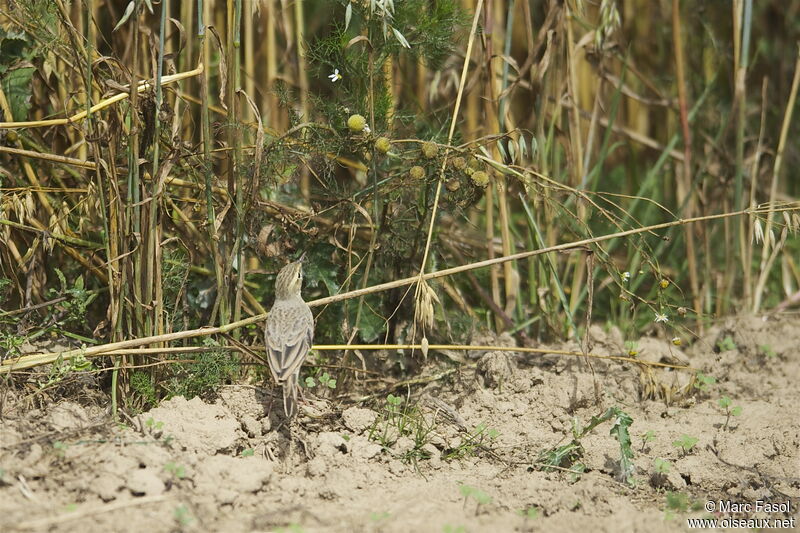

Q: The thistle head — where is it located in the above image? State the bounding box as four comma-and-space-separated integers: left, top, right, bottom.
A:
274, 255, 306, 300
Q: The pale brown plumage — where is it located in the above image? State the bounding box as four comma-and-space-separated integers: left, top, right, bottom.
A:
264, 255, 314, 418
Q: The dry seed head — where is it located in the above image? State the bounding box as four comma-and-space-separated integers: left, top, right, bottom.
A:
446, 179, 460, 192
421, 336, 429, 359
421, 141, 439, 159
753, 219, 763, 244
409, 166, 425, 180
347, 114, 367, 132
414, 280, 440, 330
451, 156, 466, 170
470, 170, 489, 187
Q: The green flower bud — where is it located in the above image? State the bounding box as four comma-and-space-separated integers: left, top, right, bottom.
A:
375, 137, 391, 153
347, 114, 367, 132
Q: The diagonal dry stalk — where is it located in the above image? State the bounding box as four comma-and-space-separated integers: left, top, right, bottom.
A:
412, 0, 484, 339
2, 205, 788, 374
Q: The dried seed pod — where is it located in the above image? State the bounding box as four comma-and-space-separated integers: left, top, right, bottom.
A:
470, 170, 489, 187
421, 141, 438, 159
409, 166, 426, 180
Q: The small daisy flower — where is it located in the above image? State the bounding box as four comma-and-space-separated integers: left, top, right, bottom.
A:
654, 312, 669, 323
328, 68, 342, 82
621, 271, 631, 283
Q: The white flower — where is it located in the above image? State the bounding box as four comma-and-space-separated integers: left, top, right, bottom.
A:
363, 125, 371, 134
654, 312, 669, 323
328, 68, 342, 82
621, 271, 630, 283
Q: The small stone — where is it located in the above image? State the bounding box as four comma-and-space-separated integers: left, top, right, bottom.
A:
316, 432, 348, 457
241, 415, 261, 438
477, 351, 514, 388
394, 436, 415, 457
422, 443, 441, 467
307, 456, 329, 477
342, 407, 378, 434
128, 468, 165, 496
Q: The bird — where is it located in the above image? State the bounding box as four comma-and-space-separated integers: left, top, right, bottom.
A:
264, 254, 314, 419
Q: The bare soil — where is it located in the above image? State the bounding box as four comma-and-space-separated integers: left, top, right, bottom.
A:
1, 316, 798, 532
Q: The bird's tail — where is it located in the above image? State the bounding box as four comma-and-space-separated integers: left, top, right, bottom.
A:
282, 373, 299, 419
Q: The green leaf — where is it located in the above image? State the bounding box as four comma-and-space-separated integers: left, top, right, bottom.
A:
608, 408, 635, 485
113, 1, 136, 32
1, 66, 34, 121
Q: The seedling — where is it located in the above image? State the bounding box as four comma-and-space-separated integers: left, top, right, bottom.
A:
52, 441, 68, 458
693, 372, 716, 392
458, 483, 492, 514
641, 430, 657, 452
173, 505, 193, 527
663, 491, 703, 520
536, 406, 635, 486
305, 371, 337, 390
444, 423, 499, 460
518, 506, 540, 519
240, 448, 255, 457
716, 335, 736, 352
164, 462, 186, 479
717, 396, 742, 430
367, 394, 435, 464
671, 434, 698, 456
759, 344, 777, 358
653, 458, 671, 474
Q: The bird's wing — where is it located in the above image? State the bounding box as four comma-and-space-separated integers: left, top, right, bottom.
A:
265, 305, 313, 382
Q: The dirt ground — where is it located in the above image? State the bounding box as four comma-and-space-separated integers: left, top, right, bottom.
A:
1, 315, 798, 532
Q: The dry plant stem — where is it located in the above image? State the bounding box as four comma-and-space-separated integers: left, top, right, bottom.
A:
11, 344, 691, 372
672, 0, 701, 324
15, 495, 169, 531
0, 66, 204, 129
413, 0, 484, 331
1, 207, 776, 374
0, 146, 96, 169
753, 47, 800, 312
745, 78, 769, 308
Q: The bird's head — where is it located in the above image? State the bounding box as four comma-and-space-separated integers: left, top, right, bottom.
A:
274, 254, 306, 300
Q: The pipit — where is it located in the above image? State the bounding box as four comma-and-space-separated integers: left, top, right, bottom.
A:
264, 254, 314, 419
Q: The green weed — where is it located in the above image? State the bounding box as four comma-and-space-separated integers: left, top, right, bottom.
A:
536, 406, 635, 486
671, 434, 699, 456
717, 396, 742, 430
